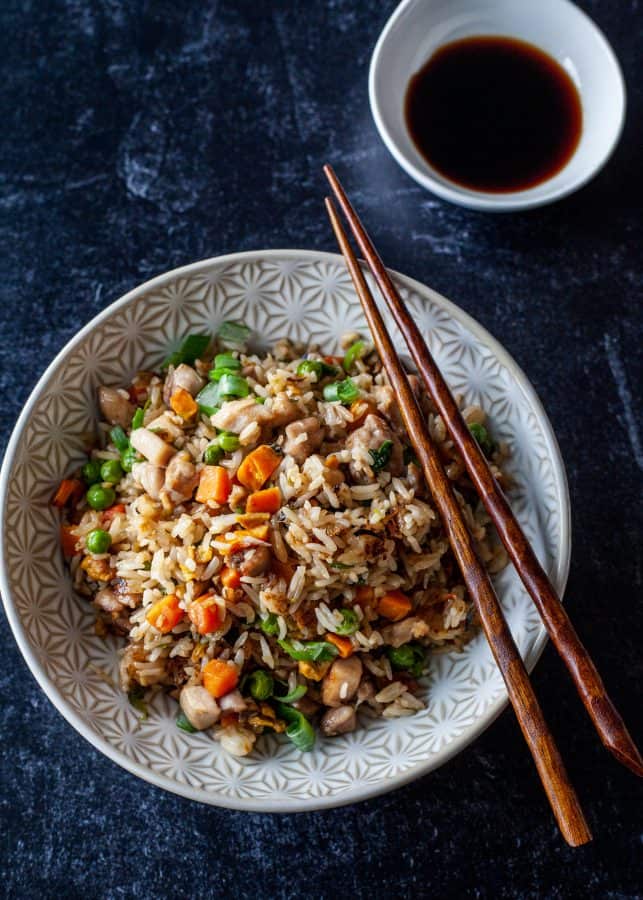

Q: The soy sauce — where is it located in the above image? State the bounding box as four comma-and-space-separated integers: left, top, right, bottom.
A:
404, 36, 583, 193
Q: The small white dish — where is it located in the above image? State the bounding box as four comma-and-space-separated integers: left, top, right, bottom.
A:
0, 250, 571, 810
369, 0, 626, 211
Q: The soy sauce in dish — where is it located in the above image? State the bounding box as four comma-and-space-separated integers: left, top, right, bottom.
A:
404, 36, 583, 193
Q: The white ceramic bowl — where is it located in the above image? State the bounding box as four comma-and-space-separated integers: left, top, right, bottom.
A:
0, 250, 571, 810
369, 0, 625, 211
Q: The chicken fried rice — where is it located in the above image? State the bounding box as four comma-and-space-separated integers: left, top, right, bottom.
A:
55, 322, 508, 756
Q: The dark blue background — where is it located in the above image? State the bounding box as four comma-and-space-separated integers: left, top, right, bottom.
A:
1, 2, 641, 897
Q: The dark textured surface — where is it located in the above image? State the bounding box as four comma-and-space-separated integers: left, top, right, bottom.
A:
1, 1, 642, 897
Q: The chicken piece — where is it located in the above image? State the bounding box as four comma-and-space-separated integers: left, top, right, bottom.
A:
162, 364, 204, 405
381, 616, 431, 648
345, 414, 404, 478
212, 394, 300, 437
320, 705, 357, 736
218, 689, 247, 713
269, 395, 300, 427
179, 685, 220, 730
98, 386, 134, 428
321, 656, 363, 708
211, 397, 264, 433
130, 427, 176, 466
164, 452, 199, 501
229, 544, 272, 577
132, 462, 165, 499
93, 586, 127, 618
283, 417, 325, 464
219, 723, 256, 757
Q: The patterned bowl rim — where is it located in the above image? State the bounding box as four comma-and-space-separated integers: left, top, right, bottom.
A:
0, 249, 571, 811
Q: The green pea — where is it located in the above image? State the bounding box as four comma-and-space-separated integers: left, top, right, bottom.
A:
204, 443, 224, 465
86, 484, 116, 510
86, 529, 112, 554
217, 432, 240, 452
81, 460, 102, 485
100, 459, 124, 484
246, 670, 274, 701
386, 643, 426, 677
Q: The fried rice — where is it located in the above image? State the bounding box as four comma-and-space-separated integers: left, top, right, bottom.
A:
56, 323, 509, 756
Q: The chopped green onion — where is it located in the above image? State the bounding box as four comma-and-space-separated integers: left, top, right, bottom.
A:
278, 639, 338, 663
162, 334, 210, 369
469, 423, 495, 457
296, 359, 339, 379
276, 684, 307, 704
297, 359, 323, 379
110, 426, 130, 453
86, 529, 112, 554
81, 460, 102, 486
343, 340, 365, 372
195, 382, 221, 416
369, 440, 393, 473
128, 686, 148, 721
246, 670, 274, 701
386, 643, 426, 677
120, 447, 139, 473
86, 484, 116, 510
131, 407, 145, 430
100, 459, 124, 484
217, 373, 250, 399
209, 367, 241, 382
260, 613, 280, 635
176, 711, 197, 733
217, 321, 251, 348
217, 431, 240, 452
274, 702, 315, 752
203, 443, 224, 465
335, 609, 360, 635
255, 396, 266, 405
323, 378, 360, 404
214, 353, 241, 371
329, 561, 351, 570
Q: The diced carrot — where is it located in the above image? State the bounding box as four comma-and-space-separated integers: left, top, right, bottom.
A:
202, 659, 239, 698
235, 512, 270, 529
377, 589, 412, 621
246, 486, 281, 514
52, 478, 84, 508
102, 503, 126, 524
324, 355, 343, 365
326, 633, 354, 658
272, 558, 295, 584
196, 466, 231, 505
146, 594, 183, 633
355, 585, 374, 606
236, 445, 281, 492
325, 454, 339, 469
220, 566, 242, 590
188, 593, 223, 635
170, 387, 198, 420
60, 524, 79, 558
225, 526, 271, 556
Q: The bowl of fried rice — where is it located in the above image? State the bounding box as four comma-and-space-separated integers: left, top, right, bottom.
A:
0, 250, 571, 809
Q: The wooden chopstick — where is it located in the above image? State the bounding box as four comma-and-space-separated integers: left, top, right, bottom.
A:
324, 164, 643, 782
324, 195, 591, 846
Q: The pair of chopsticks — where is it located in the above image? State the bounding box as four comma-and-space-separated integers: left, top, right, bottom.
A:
323, 164, 642, 846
